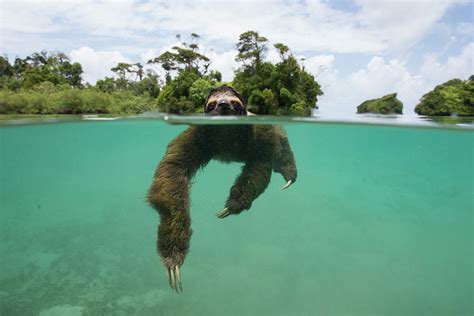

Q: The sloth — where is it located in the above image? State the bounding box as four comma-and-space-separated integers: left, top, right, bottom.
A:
147, 85, 297, 292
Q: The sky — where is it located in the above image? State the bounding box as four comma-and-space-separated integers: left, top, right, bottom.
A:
1, 0, 473, 115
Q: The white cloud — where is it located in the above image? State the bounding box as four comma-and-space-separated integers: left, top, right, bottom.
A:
354, 0, 467, 52
69, 47, 132, 83
1, 0, 61, 33
2, 0, 466, 55
304, 54, 336, 76
206, 50, 238, 82
317, 42, 473, 115
420, 43, 474, 84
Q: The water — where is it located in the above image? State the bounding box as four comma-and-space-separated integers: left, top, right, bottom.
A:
0, 115, 473, 315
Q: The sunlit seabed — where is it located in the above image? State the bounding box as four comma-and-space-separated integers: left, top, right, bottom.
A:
0, 114, 473, 315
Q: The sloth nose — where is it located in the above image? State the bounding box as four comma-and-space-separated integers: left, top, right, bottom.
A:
217, 100, 231, 110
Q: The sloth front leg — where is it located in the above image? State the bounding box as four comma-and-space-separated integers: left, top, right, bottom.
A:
147, 127, 210, 292
217, 162, 272, 218
273, 126, 297, 190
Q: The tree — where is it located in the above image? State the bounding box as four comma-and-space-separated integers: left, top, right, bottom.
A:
274, 43, 290, 61
415, 77, 474, 116
131, 63, 144, 81
189, 78, 218, 111
0, 56, 14, 77
233, 33, 322, 115
235, 31, 268, 70
96, 77, 117, 93
1, 51, 83, 89
59, 61, 83, 87
150, 33, 210, 79
136, 70, 160, 98
356, 93, 403, 114
111, 62, 132, 80
149, 33, 216, 113
171, 45, 210, 73
110, 62, 133, 91
148, 52, 177, 84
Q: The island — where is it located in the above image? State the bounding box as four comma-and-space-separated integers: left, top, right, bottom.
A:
414, 77, 474, 116
356, 93, 403, 114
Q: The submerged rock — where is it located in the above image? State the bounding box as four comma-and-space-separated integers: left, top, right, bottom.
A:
415, 77, 474, 116
356, 93, 403, 114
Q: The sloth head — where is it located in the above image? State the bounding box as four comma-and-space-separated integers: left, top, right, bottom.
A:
204, 85, 247, 116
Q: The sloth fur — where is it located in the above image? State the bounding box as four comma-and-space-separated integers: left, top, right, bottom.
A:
147, 85, 297, 292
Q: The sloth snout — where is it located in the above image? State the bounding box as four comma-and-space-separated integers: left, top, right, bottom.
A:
217, 100, 231, 111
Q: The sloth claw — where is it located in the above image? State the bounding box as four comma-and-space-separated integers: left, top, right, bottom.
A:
281, 180, 293, 190
167, 265, 183, 293
216, 207, 231, 218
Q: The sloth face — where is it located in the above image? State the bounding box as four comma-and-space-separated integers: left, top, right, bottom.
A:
204, 85, 247, 116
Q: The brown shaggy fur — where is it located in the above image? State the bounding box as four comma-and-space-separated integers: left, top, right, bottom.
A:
147, 85, 297, 275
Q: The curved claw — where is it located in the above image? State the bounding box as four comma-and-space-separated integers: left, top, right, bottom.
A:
167, 265, 183, 293
216, 207, 231, 218
281, 180, 293, 190
175, 265, 183, 292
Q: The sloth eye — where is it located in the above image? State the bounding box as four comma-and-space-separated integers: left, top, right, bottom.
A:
231, 100, 243, 109
206, 102, 217, 111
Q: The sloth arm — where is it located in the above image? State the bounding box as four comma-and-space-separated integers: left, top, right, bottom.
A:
147, 126, 211, 273
273, 126, 297, 186
217, 161, 272, 218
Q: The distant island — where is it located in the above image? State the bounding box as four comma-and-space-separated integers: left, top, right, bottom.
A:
356, 93, 403, 114
415, 77, 474, 116
0, 31, 322, 117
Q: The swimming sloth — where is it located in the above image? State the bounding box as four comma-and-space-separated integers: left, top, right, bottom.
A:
147, 85, 297, 292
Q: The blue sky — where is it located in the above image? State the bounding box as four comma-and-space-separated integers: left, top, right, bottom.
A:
1, 0, 473, 114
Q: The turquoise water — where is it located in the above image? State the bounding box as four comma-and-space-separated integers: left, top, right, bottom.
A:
0, 117, 473, 315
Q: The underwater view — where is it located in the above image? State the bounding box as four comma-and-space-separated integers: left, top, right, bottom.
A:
0, 115, 472, 315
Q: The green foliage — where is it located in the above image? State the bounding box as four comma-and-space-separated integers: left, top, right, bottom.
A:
274, 43, 290, 60
156, 69, 219, 114
105, 63, 160, 97
149, 33, 210, 81
356, 93, 403, 114
0, 56, 15, 77
0, 84, 156, 115
414, 77, 474, 116
233, 62, 275, 106
151, 34, 224, 114
0, 51, 161, 115
289, 101, 311, 116
95, 77, 118, 93
1, 32, 323, 116
235, 31, 268, 69
134, 71, 160, 98
4, 51, 84, 90
232, 33, 323, 116
261, 89, 277, 114
189, 78, 218, 108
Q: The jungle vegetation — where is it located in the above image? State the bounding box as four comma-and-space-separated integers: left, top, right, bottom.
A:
356, 93, 404, 114
0, 31, 322, 116
0, 51, 159, 114
414, 77, 474, 116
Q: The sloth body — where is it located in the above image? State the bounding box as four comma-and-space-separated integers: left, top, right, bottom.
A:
147, 86, 297, 292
